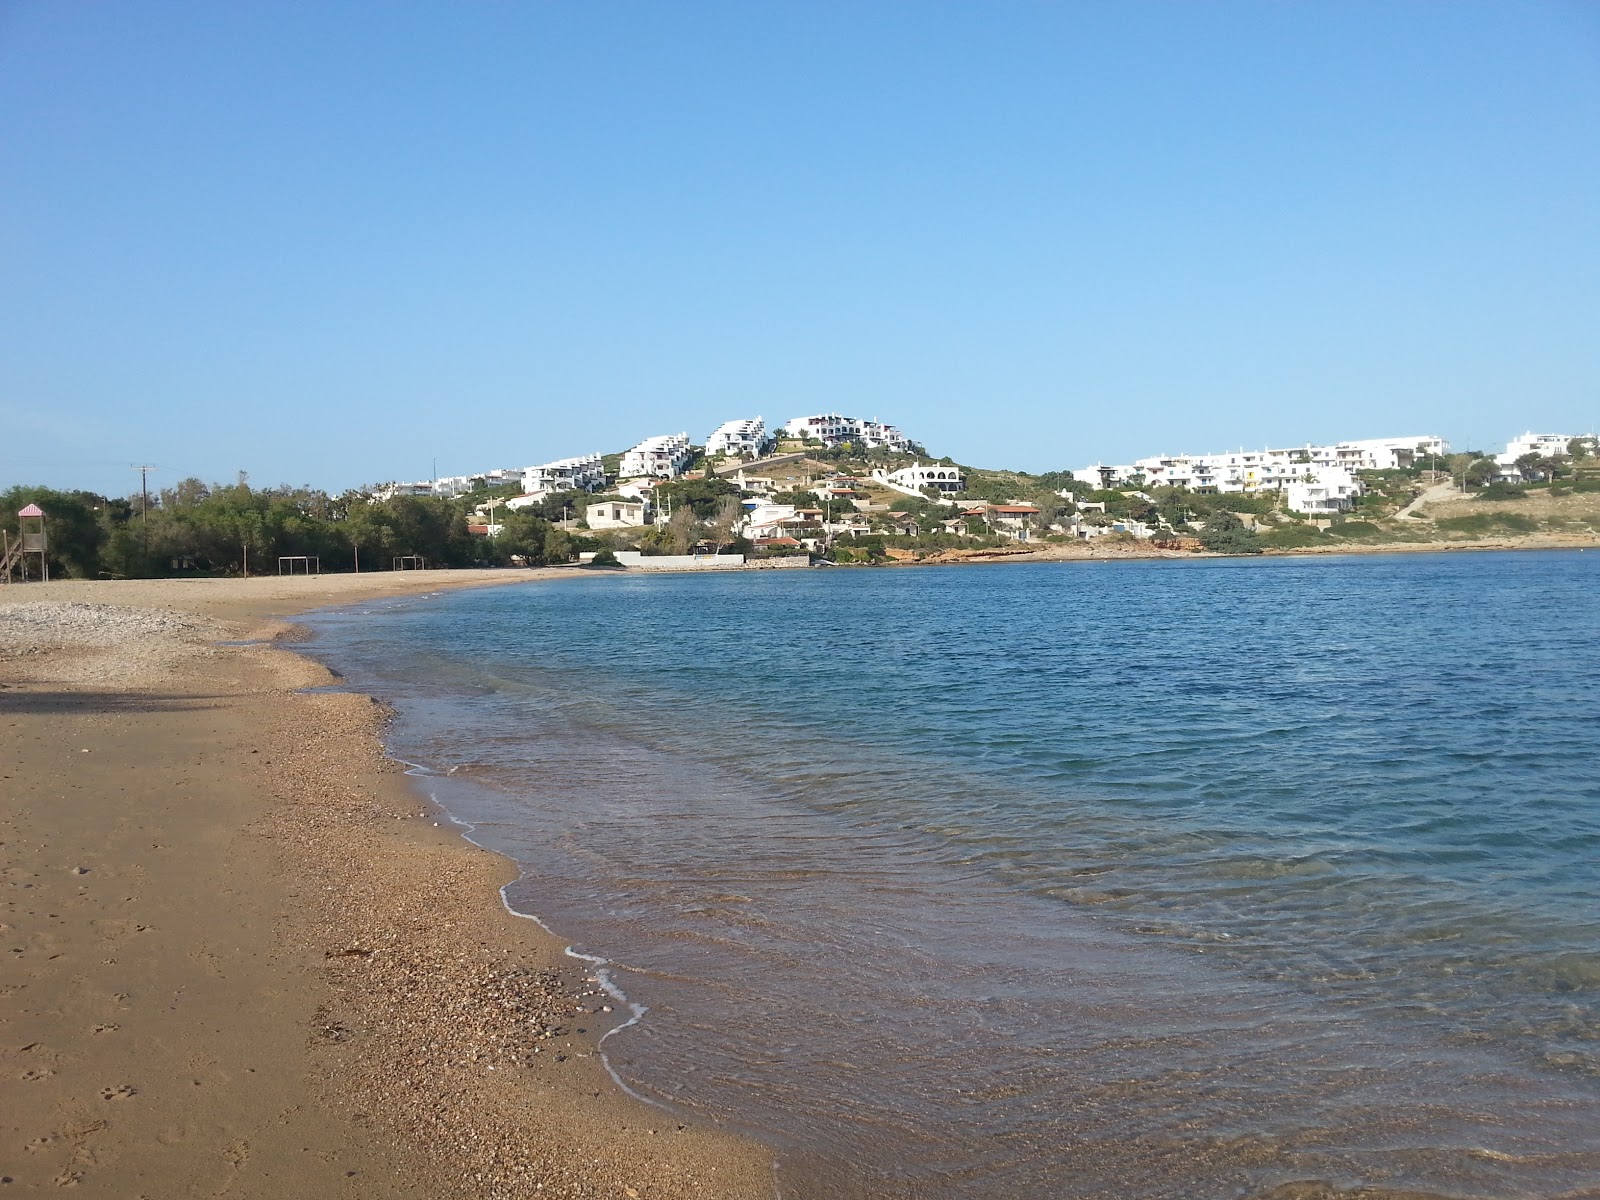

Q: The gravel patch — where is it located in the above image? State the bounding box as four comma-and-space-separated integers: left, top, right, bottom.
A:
0, 601, 219, 685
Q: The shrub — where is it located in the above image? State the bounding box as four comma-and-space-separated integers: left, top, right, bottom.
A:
1333, 521, 1383, 538
1479, 482, 1529, 501
588, 548, 621, 567
1436, 513, 1538, 535
1198, 511, 1262, 555
1257, 525, 1326, 549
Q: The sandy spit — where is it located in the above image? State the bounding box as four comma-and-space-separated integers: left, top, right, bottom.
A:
0, 569, 775, 1199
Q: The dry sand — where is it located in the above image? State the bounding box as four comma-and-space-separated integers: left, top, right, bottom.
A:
0, 570, 775, 1198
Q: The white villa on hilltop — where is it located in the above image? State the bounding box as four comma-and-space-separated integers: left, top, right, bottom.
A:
781, 413, 914, 452
1493, 432, 1595, 480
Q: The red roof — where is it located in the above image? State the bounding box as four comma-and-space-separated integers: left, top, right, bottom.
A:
756, 536, 801, 547
990, 505, 1040, 514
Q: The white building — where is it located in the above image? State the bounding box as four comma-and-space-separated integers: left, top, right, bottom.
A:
1492, 432, 1586, 482
1285, 466, 1362, 514
978, 504, 1042, 541
518, 454, 607, 497
620, 433, 692, 479
615, 478, 667, 502
585, 499, 648, 529
370, 480, 437, 500
780, 413, 914, 452
1502, 432, 1575, 460
1073, 435, 1445, 495
706, 417, 770, 459
880, 462, 965, 493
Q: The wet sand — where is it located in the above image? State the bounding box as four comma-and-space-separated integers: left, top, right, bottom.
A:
0, 570, 774, 1198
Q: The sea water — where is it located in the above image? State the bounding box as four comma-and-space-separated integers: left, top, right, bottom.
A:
301, 552, 1600, 1198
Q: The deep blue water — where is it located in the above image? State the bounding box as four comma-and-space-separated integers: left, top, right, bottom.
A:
303, 552, 1600, 1199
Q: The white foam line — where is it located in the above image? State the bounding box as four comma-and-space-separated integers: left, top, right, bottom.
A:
416, 779, 671, 1111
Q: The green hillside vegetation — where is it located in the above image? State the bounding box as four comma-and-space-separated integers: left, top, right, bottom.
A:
0, 477, 578, 579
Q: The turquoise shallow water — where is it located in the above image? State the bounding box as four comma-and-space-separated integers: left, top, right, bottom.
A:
303, 551, 1600, 1198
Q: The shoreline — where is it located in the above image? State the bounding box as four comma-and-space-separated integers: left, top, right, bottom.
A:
0, 570, 776, 1199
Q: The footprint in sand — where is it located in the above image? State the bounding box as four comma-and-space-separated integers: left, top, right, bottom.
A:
98, 1085, 136, 1100
21, 1068, 54, 1082
90, 1024, 119, 1034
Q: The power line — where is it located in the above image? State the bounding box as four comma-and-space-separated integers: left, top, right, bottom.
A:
132, 464, 157, 552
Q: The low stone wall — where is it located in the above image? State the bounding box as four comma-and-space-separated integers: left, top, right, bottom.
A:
610, 551, 747, 570
578, 551, 813, 571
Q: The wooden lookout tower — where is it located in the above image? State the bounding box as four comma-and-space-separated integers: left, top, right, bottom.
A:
1, 503, 50, 582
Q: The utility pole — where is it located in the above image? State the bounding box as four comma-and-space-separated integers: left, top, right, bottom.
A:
131, 464, 157, 552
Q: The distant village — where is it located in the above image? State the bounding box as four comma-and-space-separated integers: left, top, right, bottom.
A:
368, 416, 1595, 562
4, 416, 1596, 584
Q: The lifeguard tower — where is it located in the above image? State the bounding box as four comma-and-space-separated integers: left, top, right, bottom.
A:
1, 503, 49, 582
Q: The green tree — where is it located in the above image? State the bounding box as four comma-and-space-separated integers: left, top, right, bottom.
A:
1464, 458, 1498, 488
1198, 510, 1262, 555
0, 486, 109, 578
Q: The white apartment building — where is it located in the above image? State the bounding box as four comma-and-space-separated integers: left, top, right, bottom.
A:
1285, 466, 1362, 514
780, 413, 914, 452
620, 433, 692, 479
522, 454, 607, 496
706, 417, 770, 459
881, 463, 965, 493
1074, 435, 1444, 495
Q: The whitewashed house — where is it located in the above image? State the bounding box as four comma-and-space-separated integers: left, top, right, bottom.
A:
1503, 432, 1577, 460
1495, 432, 1579, 480
740, 502, 798, 540
881, 463, 965, 493
585, 499, 648, 529
620, 433, 692, 479
1285, 466, 1362, 514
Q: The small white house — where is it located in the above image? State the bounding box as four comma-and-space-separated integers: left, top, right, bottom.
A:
585, 500, 647, 529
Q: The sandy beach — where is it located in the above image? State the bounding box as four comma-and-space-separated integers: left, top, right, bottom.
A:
0, 570, 774, 1198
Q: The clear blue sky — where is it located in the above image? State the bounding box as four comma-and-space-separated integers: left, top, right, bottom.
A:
2, 1, 1597, 496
